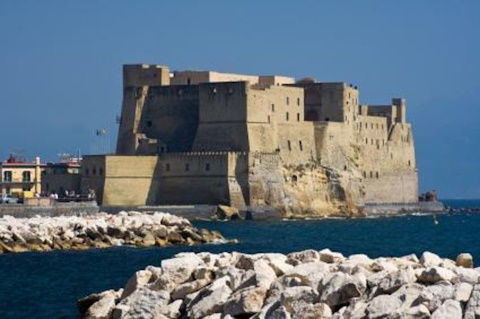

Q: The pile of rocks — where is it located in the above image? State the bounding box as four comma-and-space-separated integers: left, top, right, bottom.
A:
0, 212, 224, 253
79, 249, 480, 318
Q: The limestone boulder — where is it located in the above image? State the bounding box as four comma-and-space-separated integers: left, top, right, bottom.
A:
319, 248, 344, 264
121, 270, 153, 299
457, 253, 474, 268
84, 289, 121, 319
254, 259, 277, 289
417, 267, 458, 284
287, 249, 320, 263
420, 251, 443, 267
283, 261, 329, 288
223, 286, 267, 316
464, 284, 480, 319
431, 299, 462, 319
365, 295, 402, 319
171, 278, 211, 300
216, 205, 240, 220
319, 272, 367, 307
187, 277, 233, 319
117, 287, 170, 319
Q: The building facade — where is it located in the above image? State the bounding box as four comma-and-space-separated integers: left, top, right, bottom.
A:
0, 156, 45, 196
82, 64, 418, 215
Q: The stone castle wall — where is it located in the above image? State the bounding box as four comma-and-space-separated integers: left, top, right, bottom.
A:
95, 64, 420, 215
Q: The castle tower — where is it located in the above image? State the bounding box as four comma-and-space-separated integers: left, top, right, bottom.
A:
116, 64, 170, 155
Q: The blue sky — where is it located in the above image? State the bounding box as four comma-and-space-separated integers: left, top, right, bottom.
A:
1, 1, 479, 199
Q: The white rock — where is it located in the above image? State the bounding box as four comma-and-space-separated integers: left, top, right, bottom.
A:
420, 251, 443, 267
431, 299, 462, 319
319, 248, 344, 264
319, 272, 367, 307
121, 270, 152, 299
366, 295, 402, 318
254, 259, 277, 289
404, 304, 430, 318
187, 277, 233, 319
289, 302, 331, 319
223, 286, 267, 316
85, 292, 117, 319
287, 250, 320, 263
417, 267, 458, 284
164, 299, 183, 318
454, 282, 473, 303
284, 261, 329, 288
457, 253, 474, 268
464, 284, 480, 319
171, 278, 211, 300
454, 266, 480, 284
118, 287, 170, 319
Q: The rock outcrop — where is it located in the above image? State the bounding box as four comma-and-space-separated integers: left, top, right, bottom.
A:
79, 250, 479, 318
0, 212, 225, 253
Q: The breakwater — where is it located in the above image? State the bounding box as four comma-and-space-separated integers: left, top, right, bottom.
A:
78, 249, 479, 318
0, 212, 224, 253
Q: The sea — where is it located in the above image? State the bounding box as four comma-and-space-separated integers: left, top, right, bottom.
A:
0, 199, 479, 318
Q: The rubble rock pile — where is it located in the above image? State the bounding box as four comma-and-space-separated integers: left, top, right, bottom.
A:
79, 249, 479, 318
0, 212, 224, 253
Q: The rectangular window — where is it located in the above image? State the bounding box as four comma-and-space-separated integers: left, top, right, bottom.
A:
297, 97, 300, 106
297, 113, 300, 122
288, 140, 292, 151
286, 112, 289, 121
299, 141, 303, 151
185, 163, 190, 171
165, 163, 170, 171
205, 163, 210, 171
3, 171, 12, 182
286, 97, 290, 105
22, 171, 31, 182
271, 104, 275, 112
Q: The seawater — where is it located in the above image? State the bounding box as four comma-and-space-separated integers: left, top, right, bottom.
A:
0, 200, 479, 318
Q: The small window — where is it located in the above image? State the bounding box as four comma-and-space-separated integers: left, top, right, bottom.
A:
146, 120, 152, 128
288, 140, 292, 151
297, 97, 300, 106
99, 167, 104, 175
370, 171, 373, 178
92, 167, 97, 175
297, 113, 300, 122
376, 172, 379, 178
365, 138, 368, 144
286, 97, 290, 105
205, 163, 210, 171
271, 104, 275, 112
185, 163, 190, 171
299, 141, 303, 151
363, 171, 367, 178
165, 163, 170, 171
371, 123, 374, 129
22, 171, 31, 182
365, 123, 368, 129
187, 78, 191, 85
3, 171, 12, 182
344, 165, 347, 171
408, 160, 411, 166
286, 112, 289, 121
267, 116, 270, 123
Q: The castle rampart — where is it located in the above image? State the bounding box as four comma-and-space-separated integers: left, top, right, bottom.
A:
84, 63, 420, 215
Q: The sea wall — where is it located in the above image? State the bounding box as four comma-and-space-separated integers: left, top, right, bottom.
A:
78, 249, 479, 318
0, 202, 99, 219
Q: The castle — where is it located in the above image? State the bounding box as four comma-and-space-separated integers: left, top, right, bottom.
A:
81, 64, 418, 216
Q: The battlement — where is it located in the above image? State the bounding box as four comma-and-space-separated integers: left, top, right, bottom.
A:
123, 64, 170, 88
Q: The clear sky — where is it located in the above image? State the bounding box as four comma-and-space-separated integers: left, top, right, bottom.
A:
1, 1, 479, 199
